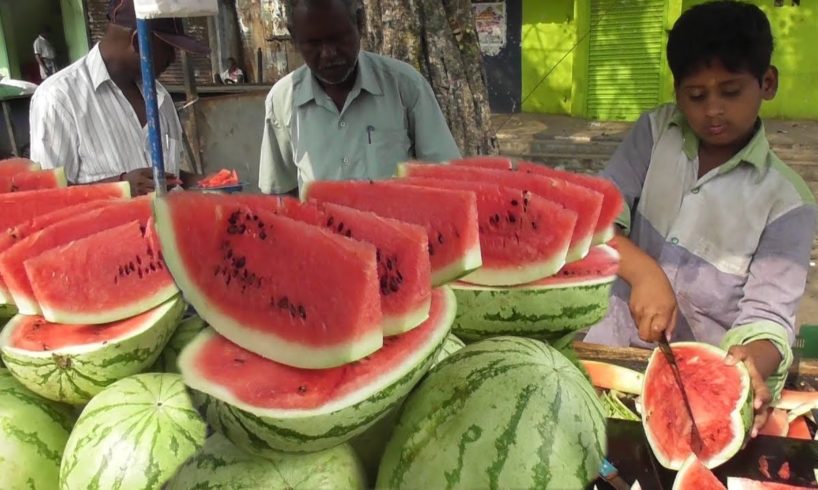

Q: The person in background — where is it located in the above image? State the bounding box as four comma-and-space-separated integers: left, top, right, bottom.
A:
258, 0, 461, 196
221, 57, 245, 84
33, 27, 58, 80
28, 0, 209, 196
585, 0, 816, 436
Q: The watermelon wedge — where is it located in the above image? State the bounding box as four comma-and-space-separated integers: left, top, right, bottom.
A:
0, 157, 39, 178
302, 180, 482, 286
279, 198, 432, 335
398, 162, 603, 262
400, 177, 578, 286
0, 197, 152, 315
0, 296, 184, 405
449, 156, 513, 170
517, 162, 624, 245
153, 192, 383, 369
0, 168, 66, 193
24, 220, 180, 324
0, 182, 130, 232
0, 200, 120, 305
673, 455, 726, 490
727, 478, 810, 489
179, 286, 455, 453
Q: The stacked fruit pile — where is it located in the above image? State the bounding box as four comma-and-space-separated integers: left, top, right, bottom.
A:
0, 156, 627, 489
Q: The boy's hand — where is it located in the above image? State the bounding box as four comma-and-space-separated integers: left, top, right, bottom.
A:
724, 340, 781, 438
629, 266, 679, 343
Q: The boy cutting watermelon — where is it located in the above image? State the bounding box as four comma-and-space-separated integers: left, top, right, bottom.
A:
585, 1, 816, 436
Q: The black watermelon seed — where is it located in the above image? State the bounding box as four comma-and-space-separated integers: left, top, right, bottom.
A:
278, 297, 289, 309
136, 256, 142, 265
428, 243, 435, 256
327, 216, 334, 227
298, 305, 306, 319
235, 257, 246, 268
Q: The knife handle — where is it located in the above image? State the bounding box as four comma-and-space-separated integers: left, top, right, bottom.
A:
600, 458, 618, 478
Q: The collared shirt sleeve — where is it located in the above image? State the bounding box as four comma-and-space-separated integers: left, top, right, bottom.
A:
598, 112, 654, 234
407, 76, 461, 162
720, 203, 817, 399
258, 90, 297, 194
29, 88, 79, 181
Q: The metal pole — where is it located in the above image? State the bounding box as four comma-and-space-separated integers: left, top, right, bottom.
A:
135, 19, 167, 196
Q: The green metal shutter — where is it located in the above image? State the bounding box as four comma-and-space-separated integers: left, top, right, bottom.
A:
587, 0, 666, 120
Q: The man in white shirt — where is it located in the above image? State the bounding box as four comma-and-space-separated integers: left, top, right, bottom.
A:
33, 28, 58, 80
28, 0, 209, 195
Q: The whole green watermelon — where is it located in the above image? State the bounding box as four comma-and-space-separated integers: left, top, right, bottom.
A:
377, 336, 607, 490
0, 368, 75, 490
59, 373, 207, 490
166, 432, 366, 489
150, 314, 207, 373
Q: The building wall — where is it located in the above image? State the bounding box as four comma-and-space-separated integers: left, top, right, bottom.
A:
0, 0, 67, 81
60, 0, 89, 63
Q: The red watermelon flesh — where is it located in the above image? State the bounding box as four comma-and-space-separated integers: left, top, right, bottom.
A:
0, 168, 66, 193
673, 455, 726, 490
0, 182, 130, 232
279, 198, 432, 336
6, 307, 165, 350
400, 177, 578, 286
302, 180, 482, 286
449, 156, 513, 170
0, 197, 153, 315
24, 220, 178, 324
0, 158, 39, 178
727, 478, 810, 489
399, 162, 603, 263
184, 287, 450, 410
758, 409, 790, 437
643, 343, 752, 470
153, 192, 383, 369
517, 162, 623, 245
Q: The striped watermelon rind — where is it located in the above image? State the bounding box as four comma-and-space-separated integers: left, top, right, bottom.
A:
432, 333, 466, 368
59, 373, 206, 490
377, 336, 608, 489
166, 432, 367, 489
0, 368, 75, 489
150, 313, 208, 373
0, 296, 185, 405
180, 286, 457, 454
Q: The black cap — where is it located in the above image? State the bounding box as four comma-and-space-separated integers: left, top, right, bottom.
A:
108, 0, 210, 55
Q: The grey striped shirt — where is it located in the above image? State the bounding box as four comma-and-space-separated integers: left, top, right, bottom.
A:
29, 44, 182, 184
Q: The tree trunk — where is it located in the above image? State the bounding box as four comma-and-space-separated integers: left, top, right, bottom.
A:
362, 0, 496, 156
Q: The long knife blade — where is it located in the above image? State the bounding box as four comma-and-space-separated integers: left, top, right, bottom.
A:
657, 337, 704, 455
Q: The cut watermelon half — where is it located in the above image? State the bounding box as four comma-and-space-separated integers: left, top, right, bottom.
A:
0, 296, 184, 405
517, 162, 624, 245
0, 182, 130, 232
400, 177, 577, 286
0, 158, 39, 178
0, 197, 153, 315
581, 359, 644, 395
642, 342, 752, 470
0, 168, 67, 193
302, 180, 482, 286
673, 455, 726, 490
279, 198, 432, 335
153, 192, 383, 369
399, 163, 603, 263
24, 220, 180, 324
727, 478, 811, 489
449, 156, 513, 170
179, 286, 455, 453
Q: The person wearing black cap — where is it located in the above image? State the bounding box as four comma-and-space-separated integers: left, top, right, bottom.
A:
28, 0, 210, 196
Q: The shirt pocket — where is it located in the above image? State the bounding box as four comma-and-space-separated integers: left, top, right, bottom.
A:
364, 127, 411, 178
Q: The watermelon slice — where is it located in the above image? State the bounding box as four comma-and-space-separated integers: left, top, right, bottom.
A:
0, 200, 120, 304
0, 158, 39, 178
0, 197, 152, 315
399, 162, 603, 262
727, 478, 811, 489
642, 342, 753, 470
0, 168, 66, 193
302, 180, 482, 286
24, 220, 179, 324
449, 156, 513, 170
0, 296, 184, 404
400, 177, 577, 286
279, 198, 432, 335
673, 455, 726, 490
517, 162, 624, 245
178, 286, 455, 453
153, 192, 383, 369
0, 182, 130, 232
581, 359, 644, 395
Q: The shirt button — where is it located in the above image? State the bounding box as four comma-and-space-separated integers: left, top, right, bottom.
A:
691, 187, 700, 194
670, 237, 679, 245
343, 157, 349, 165
339, 121, 346, 128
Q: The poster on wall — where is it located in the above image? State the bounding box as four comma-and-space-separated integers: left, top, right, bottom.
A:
473, 2, 506, 56
261, 0, 288, 37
